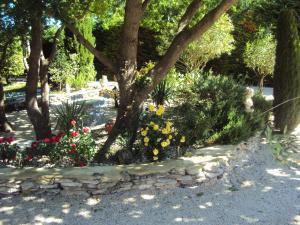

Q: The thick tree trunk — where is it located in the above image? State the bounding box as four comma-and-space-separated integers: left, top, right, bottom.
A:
0, 83, 13, 132
26, 9, 51, 140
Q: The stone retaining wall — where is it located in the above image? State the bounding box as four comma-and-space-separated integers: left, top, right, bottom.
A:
0, 145, 236, 198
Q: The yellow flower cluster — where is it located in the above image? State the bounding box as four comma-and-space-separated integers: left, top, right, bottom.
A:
156, 104, 165, 116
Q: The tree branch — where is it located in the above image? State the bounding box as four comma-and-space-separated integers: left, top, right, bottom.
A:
136, 0, 237, 101
65, 21, 118, 73
142, 0, 151, 12
178, 0, 202, 33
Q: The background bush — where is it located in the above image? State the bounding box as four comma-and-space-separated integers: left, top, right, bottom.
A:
173, 71, 267, 145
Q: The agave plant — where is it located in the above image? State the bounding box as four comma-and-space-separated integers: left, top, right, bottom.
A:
151, 79, 173, 106
54, 101, 88, 133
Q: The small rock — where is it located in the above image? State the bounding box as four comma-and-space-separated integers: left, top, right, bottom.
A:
136, 184, 153, 190
155, 179, 178, 189
186, 167, 201, 176
60, 182, 83, 188
177, 176, 194, 186
203, 162, 220, 173
0, 186, 20, 195
21, 181, 39, 192
40, 184, 59, 189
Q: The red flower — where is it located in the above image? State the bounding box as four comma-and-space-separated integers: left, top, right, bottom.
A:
79, 161, 86, 167
70, 143, 76, 149
68, 149, 77, 154
5, 137, 16, 144
70, 120, 76, 126
11, 154, 17, 161
57, 131, 66, 138
43, 138, 51, 143
31, 141, 39, 148
70, 131, 79, 138
0, 137, 4, 144
24, 155, 33, 161
83, 127, 90, 134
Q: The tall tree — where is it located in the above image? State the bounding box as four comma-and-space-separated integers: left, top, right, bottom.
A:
67, 14, 96, 88
273, 9, 300, 132
59, 0, 237, 161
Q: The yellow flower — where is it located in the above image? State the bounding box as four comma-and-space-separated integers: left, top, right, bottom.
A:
162, 128, 169, 134
156, 105, 165, 116
161, 141, 168, 148
144, 137, 150, 143
166, 139, 170, 146
180, 136, 186, 143
153, 124, 159, 130
149, 104, 156, 112
168, 135, 173, 140
150, 121, 155, 126
141, 130, 147, 136
166, 121, 173, 128
144, 142, 148, 146
153, 148, 159, 156
153, 156, 158, 161
146, 127, 149, 131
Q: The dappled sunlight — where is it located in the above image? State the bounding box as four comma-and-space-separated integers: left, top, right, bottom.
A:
140, 194, 155, 200
34, 214, 63, 224
239, 215, 260, 223
266, 168, 291, 177
261, 186, 273, 192
128, 210, 143, 218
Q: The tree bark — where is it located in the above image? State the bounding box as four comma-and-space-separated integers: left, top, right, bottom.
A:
26, 7, 52, 140
0, 83, 13, 132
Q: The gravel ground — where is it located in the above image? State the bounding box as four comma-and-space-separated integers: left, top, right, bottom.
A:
0, 142, 300, 225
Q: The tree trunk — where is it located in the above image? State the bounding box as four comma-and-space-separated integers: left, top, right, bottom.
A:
273, 9, 300, 132
26, 8, 51, 140
0, 83, 13, 132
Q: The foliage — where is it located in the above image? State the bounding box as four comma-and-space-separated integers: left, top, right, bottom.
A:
243, 28, 276, 89
49, 50, 79, 90
54, 101, 88, 133
139, 104, 185, 162
265, 126, 298, 161
26, 126, 96, 167
174, 71, 266, 145
0, 39, 24, 80
68, 14, 96, 88
180, 14, 235, 71
0, 137, 20, 165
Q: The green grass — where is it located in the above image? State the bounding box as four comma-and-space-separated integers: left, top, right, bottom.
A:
4, 82, 26, 93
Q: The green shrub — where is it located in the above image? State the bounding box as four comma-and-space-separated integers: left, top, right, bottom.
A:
54, 101, 88, 133
174, 72, 266, 145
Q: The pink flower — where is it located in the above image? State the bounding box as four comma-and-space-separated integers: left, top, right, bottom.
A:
70, 143, 76, 149
43, 138, 51, 143
0, 137, 4, 144
31, 141, 39, 148
83, 127, 90, 134
70, 120, 76, 126
70, 131, 79, 138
